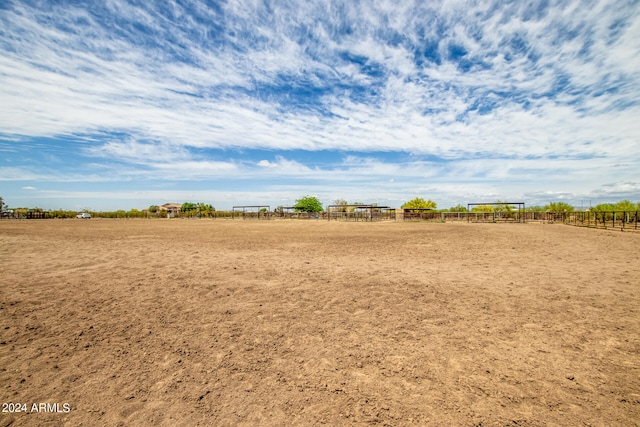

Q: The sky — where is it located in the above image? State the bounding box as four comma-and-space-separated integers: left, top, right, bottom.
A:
1, 0, 639, 211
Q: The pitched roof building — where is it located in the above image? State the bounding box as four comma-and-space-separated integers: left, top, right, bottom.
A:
159, 203, 182, 213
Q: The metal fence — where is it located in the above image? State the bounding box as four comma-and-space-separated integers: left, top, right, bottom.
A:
327, 210, 395, 221
4, 209, 637, 229
556, 211, 640, 230
271, 211, 396, 221
403, 211, 533, 222
400, 211, 640, 226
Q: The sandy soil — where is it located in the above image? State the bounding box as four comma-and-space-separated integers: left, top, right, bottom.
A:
1, 219, 639, 426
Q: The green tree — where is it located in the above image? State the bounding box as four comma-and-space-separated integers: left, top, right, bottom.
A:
492, 200, 514, 213
545, 202, 574, 212
401, 197, 437, 211
127, 208, 143, 218
196, 202, 215, 217
181, 202, 197, 212
294, 196, 324, 212
471, 205, 494, 212
448, 204, 468, 212
614, 200, 636, 211
148, 205, 158, 213
592, 203, 614, 211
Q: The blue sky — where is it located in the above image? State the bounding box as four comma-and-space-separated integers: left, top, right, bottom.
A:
1, 0, 639, 211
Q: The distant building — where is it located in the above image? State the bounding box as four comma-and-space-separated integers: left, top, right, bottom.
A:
159, 203, 182, 217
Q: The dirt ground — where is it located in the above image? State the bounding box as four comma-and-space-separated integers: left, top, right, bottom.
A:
1, 219, 639, 426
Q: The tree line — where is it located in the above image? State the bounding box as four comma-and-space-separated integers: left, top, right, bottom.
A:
1, 195, 639, 218
278, 196, 640, 213
400, 198, 640, 213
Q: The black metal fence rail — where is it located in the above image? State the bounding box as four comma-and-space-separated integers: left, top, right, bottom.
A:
4, 210, 637, 229
465, 212, 524, 222
403, 211, 640, 225
560, 211, 639, 230
275, 212, 323, 220
327, 211, 395, 221
271, 211, 396, 221
405, 211, 531, 222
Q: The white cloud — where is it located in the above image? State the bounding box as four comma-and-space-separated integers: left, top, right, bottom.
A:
2, 1, 638, 157
86, 140, 191, 164
257, 160, 274, 168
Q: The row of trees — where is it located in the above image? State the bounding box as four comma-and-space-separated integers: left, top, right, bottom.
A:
586, 200, 640, 212
2, 194, 640, 217
289, 196, 439, 213
148, 202, 215, 217
401, 199, 640, 213
0, 199, 217, 219
285, 196, 436, 213
290, 196, 552, 213
464, 200, 640, 213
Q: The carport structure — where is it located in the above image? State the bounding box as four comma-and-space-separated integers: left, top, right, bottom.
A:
231, 205, 271, 219
467, 202, 526, 223
327, 204, 392, 221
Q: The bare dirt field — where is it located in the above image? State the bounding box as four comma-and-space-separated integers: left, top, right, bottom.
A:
1, 219, 639, 426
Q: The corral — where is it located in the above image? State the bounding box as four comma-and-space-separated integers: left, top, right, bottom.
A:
231, 205, 271, 220
1, 220, 639, 426
327, 204, 393, 221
